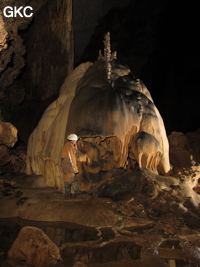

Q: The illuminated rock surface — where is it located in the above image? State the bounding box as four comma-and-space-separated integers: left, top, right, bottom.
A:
67, 58, 170, 178
8, 226, 61, 267
26, 62, 92, 190
0, 14, 7, 52
0, 120, 18, 172
0, 120, 17, 148
26, 34, 170, 191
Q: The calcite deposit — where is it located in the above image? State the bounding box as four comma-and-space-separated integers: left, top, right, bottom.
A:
26, 62, 92, 190
27, 33, 170, 191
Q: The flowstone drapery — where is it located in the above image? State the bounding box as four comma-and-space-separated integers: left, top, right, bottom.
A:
27, 33, 170, 191
26, 62, 92, 190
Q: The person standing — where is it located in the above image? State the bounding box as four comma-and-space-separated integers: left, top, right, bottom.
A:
61, 133, 81, 197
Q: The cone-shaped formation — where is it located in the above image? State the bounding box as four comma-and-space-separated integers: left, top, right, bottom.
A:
27, 33, 170, 190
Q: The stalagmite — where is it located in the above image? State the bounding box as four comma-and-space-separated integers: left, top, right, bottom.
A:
26, 62, 92, 190
27, 33, 170, 191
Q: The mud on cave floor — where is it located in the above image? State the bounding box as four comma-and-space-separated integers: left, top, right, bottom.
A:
0, 171, 200, 267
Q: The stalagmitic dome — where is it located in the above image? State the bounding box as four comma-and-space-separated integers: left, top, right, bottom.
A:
27, 33, 170, 191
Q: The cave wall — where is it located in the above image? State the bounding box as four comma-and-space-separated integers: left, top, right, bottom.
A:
21, 0, 73, 102
0, 0, 73, 145
17, 0, 74, 144
0, 1, 32, 91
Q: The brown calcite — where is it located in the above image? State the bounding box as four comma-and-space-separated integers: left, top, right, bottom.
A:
27, 60, 170, 191
67, 58, 170, 177
26, 62, 92, 191
26, 33, 170, 191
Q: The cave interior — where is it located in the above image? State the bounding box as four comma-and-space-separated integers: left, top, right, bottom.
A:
0, 0, 200, 267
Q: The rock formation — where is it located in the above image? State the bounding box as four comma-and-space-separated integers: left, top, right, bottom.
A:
0, 2, 200, 266
27, 33, 170, 191
0, 0, 34, 89
26, 62, 92, 190
0, 14, 7, 52
8, 226, 61, 267
1, 163, 200, 266
0, 0, 74, 144
168, 130, 200, 169
0, 120, 18, 172
0, 120, 17, 147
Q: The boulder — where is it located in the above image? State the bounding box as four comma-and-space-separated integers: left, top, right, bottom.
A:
0, 120, 18, 147
0, 120, 18, 171
8, 226, 61, 267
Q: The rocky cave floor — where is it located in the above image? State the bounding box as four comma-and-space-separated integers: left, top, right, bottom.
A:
0, 168, 200, 267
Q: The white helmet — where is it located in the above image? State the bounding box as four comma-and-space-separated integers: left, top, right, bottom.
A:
67, 133, 78, 141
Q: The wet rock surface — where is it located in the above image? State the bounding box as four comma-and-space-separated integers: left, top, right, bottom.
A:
0, 168, 200, 267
